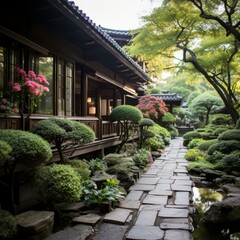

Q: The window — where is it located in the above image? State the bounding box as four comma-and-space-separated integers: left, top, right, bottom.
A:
57, 59, 73, 116
34, 56, 54, 115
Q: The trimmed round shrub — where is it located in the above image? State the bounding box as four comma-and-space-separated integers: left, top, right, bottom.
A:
187, 138, 206, 149
205, 151, 225, 164
110, 105, 143, 123
140, 118, 155, 127
185, 149, 205, 162
0, 140, 12, 160
169, 124, 179, 139
0, 210, 17, 239
213, 127, 231, 136
162, 112, 175, 124
219, 151, 240, 172
65, 159, 90, 180
32, 118, 95, 144
207, 140, 240, 155
183, 131, 202, 146
197, 139, 218, 152
218, 130, 240, 141
35, 164, 82, 204
0, 129, 52, 163
148, 124, 171, 145
145, 137, 164, 150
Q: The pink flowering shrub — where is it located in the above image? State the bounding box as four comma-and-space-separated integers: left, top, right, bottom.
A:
136, 94, 168, 120
1, 67, 49, 115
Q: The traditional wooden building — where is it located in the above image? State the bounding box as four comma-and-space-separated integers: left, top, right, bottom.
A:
0, 0, 151, 158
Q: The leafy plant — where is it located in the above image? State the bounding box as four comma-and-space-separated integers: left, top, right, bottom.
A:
207, 140, 240, 155
0, 210, 17, 239
65, 159, 90, 180
197, 139, 218, 152
0, 141, 12, 160
35, 164, 82, 206
132, 148, 150, 168
89, 158, 106, 175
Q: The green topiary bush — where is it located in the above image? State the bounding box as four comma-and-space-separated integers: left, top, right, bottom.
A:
235, 119, 240, 129
213, 127, 231, 136
197, 139, 218, 152
35, 164, 82, 205
65, 159, 90, 180
187, 138, 206, 149
32, 118, 95, 163
0, 129, 52, 163
185, 149, 205, 162
144, 137, 164, 150
218, 151, 240, 172
148, 123, 171, 145
110, 105, 143, 153
205, 151, 225, 164
218, 129, 240, 141
0, 210, 17, 239
0, 140, 12, 160
207, 140, 240, 155
183, 131, 202, 146
140, 118, 155, 127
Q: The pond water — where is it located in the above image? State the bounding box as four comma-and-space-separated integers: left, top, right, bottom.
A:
192, 187, 240, 240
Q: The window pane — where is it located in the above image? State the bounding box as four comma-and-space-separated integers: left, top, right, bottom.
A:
35, 57, 54, 114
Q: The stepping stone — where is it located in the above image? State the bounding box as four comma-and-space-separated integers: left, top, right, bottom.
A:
143, 195, 168, 205
155, 183, 171, 191
103, 208, 132, 224
125, 191, 143, 201
164, 229, 191, 240
137, 177, 159, 185
140, 205, 164, 211
135, 210, 158, 226
72, 213, 101, 226
174, 169, 188, 173
174, 192, 190, 205
16, 210, 54, 240
171, 184, 192, 192
159, 208, 189, 218
119, 200, 141, 210
129, 184, 155, 191
171, 176, 190, 180
149, 190, 173, 196
157, 179, 174, 184
160, 222, 190, 230
45, 224, 92, 240
174, 180, 192, 186
126, 226, 164, 240
91, 223, 128, 240
165, 205, 189, 209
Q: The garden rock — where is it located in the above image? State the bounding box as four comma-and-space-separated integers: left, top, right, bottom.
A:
203, 196, 240, 224
16, 210, 54, 240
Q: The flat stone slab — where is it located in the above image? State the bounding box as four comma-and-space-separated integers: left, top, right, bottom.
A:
174, 192, 189, 205
149, 190, 173, 196
174, 169, 188, 173
164, 229, 191, 240
72, 213, 101, 226
160, 222, 190, 230
140, 205, 164, 211
125, 191, 143, 201
171, 184, 192, 192
171, 176, 190, 180
129, 184, 155, 191
126, 226, 164, 240
161, 218, 189, 224
155, 183, 171, 191
91, 223, 128, 240
135, 210, 158, 226
56, 202, 85, 212
158, 179, 174, 184
174, 180, 192, 186
119, 200, 141, 210
159, 208, 189, 218
103, 208, 132, 224
137, 177, 159, 185
45, 224, 92, 240
143, 195, 168, 205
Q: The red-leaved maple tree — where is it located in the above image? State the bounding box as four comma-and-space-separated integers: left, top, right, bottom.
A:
136, 94, 168, 122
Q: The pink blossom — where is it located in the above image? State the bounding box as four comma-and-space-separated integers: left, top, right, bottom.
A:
0, 105, 6, 110
28, 70, 36, 79
12, 83, 21, 92
2, 98, 7, 103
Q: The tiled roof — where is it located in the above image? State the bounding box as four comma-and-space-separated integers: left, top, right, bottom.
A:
62, 0, 151, 81
99, 27, 132, 37
152, 93, 183, 102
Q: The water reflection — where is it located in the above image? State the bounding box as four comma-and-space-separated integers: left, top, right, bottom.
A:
192, 187, 240, 240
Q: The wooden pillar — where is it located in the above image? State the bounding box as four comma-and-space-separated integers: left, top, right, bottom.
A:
113, 88, 118, 108
81, 72, 88, 116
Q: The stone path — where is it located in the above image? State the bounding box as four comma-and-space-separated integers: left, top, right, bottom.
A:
92, 137, 193, 240
45, 137, 194, 240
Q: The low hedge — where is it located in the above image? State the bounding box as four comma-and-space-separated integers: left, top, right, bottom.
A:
218, 130, 240, 141
207, 140, 240, 155
197, 139, 218, 152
